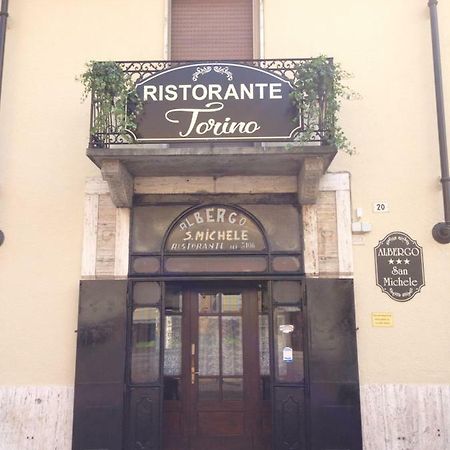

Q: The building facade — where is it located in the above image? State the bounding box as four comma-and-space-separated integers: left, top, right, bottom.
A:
0, 1, 449, 450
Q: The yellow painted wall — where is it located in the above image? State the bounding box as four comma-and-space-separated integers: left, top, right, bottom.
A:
265, 0, 450, 383
0, 0, 166, 384
0, 0, 449, 388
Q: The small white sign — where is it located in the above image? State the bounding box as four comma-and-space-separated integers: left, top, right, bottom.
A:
279, 324, 294, 334
373, 202, 389, 213
282, 346, 293, 362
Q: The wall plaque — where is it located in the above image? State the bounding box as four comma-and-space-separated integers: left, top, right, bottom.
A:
371, 312, 394, 327
374, 231, 425, 302
165, 206, 266, 252
130, 63, 299, 142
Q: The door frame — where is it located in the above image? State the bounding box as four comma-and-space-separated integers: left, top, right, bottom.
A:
124, 276, 308, 450
167, 284, 264, 450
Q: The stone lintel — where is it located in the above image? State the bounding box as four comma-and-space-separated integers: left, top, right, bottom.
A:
101, 160, 133, 207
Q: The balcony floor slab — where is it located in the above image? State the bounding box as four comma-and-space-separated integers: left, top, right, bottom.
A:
87, 144, 336, 177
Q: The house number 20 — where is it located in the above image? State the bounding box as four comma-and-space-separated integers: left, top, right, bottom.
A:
373, 202, 389, 213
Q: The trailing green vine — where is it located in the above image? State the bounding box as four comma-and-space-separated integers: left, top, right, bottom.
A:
291, 56, 357, 154
79, 61, 141, 139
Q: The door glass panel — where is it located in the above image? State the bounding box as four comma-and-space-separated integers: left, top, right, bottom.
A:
259, 315, 270, 376
243, 204, 301, 251
273, 281, 302, 304
261, 376, 271, 401
164, 316, 182, 376
133, 282, 161, 306
221, 293, 242, 313
131, 307, 160, 383
165, 255, 267, 273
199, 293, 220, 314
198, 317, 220, 375
258, 286, 270, 313
163, 285, 183, 403
165, 285, 182, 313
223, 378, 243, 400
164, 377, 181, 400
274, 307, 304, 383
198, 378, 220, 400
132, 205, 186, 252
222, 316, 243, 376
272, 255, 302, 272
132, 256, 160, 274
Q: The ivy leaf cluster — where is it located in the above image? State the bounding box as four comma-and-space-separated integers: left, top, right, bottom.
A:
291, 56, 357, 154
78, 61, 142, 140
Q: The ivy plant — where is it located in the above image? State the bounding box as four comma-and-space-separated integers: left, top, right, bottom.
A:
291, 56, 357, 154
79, 61, 141, 139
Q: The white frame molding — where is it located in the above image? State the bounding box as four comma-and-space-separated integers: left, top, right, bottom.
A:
81, 177, 130, 279
163, 0, 171, 60
258, 0, 265, 59
303, 172, 354, 277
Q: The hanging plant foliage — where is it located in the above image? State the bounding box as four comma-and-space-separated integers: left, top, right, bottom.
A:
79, 61, 141, 141
291, 56, 357, 154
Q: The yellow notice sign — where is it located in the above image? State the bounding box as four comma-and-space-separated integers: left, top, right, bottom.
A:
372, 312, 394, 327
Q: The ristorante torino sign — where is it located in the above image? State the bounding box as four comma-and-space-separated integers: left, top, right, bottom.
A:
129, 63, 299, 142
374, 231, 425, 302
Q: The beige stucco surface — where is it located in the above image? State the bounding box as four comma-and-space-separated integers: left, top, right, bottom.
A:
265, 0, 450, 383
0, 0, 449, 388
0, 0, 165, 384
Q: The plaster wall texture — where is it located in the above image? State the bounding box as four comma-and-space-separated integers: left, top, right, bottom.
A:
265, 0, 450, 384
0, 0, 166, 385
0, 0, 449, 390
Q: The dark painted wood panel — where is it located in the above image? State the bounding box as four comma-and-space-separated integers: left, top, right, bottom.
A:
273, 387, 306, 450
310, 382, 362, 450
260, 402, 272, 450
306, 278, 359, 384
163, 405, 187, 450
163, 409, 182, 434
198, 411, 244, 436
72, 383, 124, 450
74, 280, 128, 384
190, 436, 253, 450
72, 280, 128, 450
306, 278, 362, 450
127, 387, 161, 450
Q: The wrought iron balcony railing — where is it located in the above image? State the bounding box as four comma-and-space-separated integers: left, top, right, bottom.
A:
88, 58, 334, 148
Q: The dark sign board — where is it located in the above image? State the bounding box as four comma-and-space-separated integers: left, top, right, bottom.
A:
129, 63, 299, 143
165, 206, 266, 252
374, 231, 425, 302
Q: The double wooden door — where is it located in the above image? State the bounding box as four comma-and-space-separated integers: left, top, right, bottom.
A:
163, 284, 271, 450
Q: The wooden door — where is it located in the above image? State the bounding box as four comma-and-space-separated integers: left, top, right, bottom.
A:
163, 285, 270, 450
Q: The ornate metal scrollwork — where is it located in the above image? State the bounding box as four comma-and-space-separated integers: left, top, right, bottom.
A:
89, 58, 329, 148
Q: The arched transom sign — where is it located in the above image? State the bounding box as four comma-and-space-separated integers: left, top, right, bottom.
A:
164, 205, 267, 253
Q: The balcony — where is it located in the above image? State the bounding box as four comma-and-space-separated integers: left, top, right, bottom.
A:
85, 59, 337, 206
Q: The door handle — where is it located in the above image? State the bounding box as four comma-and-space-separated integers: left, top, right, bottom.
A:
191, 367, 199, 384
191, 343, 197, 384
